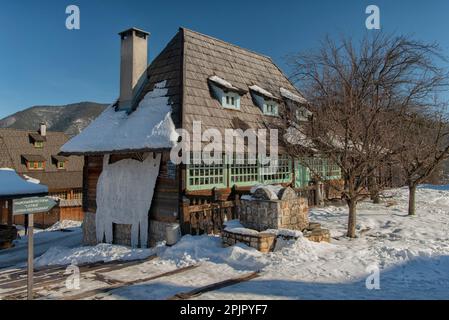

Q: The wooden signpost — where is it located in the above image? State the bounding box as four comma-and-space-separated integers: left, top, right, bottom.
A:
12, 196, 57, 300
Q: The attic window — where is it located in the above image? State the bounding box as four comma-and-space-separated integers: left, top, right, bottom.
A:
28, 161, 45, 170
34, 141, 44, 148
29, 132, 46, 148
208, 76, 247, 110
249, 85, 279, 116
52, 155, 67, 170
280, 87, 311, 121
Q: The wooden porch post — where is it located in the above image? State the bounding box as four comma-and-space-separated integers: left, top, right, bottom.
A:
7, 199, 13, 226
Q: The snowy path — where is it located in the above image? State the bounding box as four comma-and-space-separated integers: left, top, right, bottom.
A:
0, 228, 82, 269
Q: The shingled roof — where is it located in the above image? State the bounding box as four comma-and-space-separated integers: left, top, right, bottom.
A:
0, 128, 83, 191
63, 27, 306, 154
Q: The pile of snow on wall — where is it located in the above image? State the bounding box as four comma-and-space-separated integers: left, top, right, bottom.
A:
96, 153, 161, 248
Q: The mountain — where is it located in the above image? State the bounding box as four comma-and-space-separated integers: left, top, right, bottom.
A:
0, 102, 108, 136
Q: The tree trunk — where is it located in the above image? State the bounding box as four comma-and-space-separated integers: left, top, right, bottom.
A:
408, 184, 417, 216
347, 199, 357, 238
369, 176, 380, 204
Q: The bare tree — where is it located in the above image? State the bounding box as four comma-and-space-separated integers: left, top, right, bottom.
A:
394, 111, 449, 215
284, 34, 448, 238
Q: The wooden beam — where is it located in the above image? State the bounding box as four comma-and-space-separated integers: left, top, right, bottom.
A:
168, 271, 260, 300
62, 264, 200, 300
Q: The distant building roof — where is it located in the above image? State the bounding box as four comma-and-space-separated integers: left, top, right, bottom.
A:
22, 154, 47, 162
0, 128, 83, 191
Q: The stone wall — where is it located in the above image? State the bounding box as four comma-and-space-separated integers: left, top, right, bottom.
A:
222, 229, 276, 253
238, 197, 309, 232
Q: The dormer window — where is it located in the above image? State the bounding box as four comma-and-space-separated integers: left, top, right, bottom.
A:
22, 155, 46, 171
208, 76, 247, 110
263, 101, 278, 116
29, 132, 46, 148
280, 87, 311, 121
34, 141, 44, 148
52, 155, 67, 170
249, 85, 280, 117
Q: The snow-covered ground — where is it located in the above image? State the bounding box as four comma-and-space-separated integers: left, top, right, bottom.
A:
1, 185, 448, 299
0, 221, 82, 269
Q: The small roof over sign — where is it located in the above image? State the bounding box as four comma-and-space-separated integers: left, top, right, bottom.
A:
0, 168, 48, 198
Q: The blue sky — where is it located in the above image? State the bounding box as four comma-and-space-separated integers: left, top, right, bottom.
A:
0, 0, 448, 118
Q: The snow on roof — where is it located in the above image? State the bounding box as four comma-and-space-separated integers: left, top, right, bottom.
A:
208, 75, 246, 94
283, 126, 317, 151
249, 184, 284, 200
61, 81, 178, 154
0, 168, 48, 197
280, 87, 307, 104
249, 85, 275, 99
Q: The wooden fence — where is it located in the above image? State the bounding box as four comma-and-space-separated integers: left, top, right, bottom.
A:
181, 200, 237, 235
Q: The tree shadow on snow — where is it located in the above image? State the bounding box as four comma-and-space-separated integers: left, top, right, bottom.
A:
105, 255, 449, 300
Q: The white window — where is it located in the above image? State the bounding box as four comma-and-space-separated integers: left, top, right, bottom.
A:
208, 76, 244, 110
263, 101, 278, 116
222, 92, 240, 109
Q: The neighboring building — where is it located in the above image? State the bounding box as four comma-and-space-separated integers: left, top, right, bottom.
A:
61, 27, 342, 248
0, 125, 84, 227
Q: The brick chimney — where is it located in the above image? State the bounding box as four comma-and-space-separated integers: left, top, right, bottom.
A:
39, 122, 47, 137
117, 27, 150, 111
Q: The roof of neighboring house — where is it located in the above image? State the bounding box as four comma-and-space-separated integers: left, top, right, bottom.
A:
0, 128, 83, 191
22, 154, 47, 162
0, 168, 48, 198
62, 27, 306, 155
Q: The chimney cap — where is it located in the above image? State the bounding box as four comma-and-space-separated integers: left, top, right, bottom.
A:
118, 27, 150, 38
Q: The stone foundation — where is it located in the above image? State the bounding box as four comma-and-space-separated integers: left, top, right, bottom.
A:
238, 196, 309, 232
221, 229, 276, 253
82, 211, 96, 246
82, 212, 180, 248
303, 222, 331, 243
222, 221, 331, 253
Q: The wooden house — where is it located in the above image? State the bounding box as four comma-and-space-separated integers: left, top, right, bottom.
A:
0, 125, 84, 228
61, 27, 342, 247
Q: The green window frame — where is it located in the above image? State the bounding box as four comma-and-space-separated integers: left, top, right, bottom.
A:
263, 101, 278, 116
186, 153, 293, 191
260, 154, 292, 184
300, 157, 341, 181
230, 154, 259, 187
294, 160, 311, 188
186, 154, 227, 191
